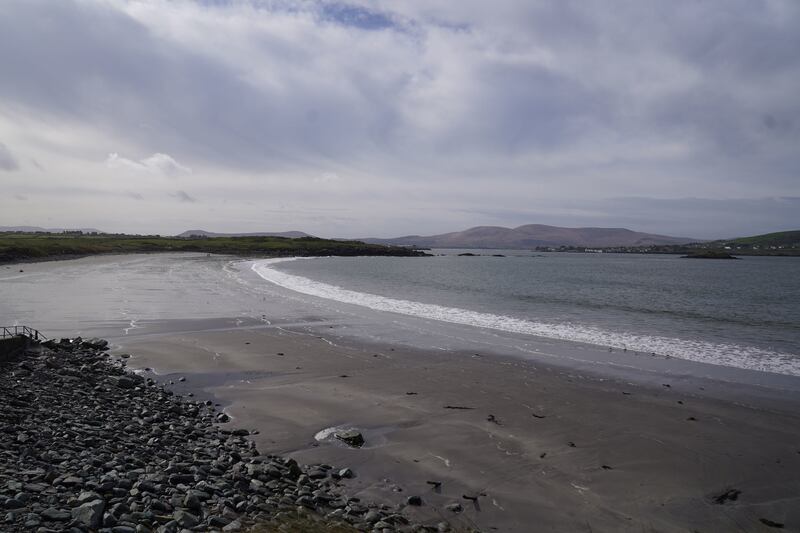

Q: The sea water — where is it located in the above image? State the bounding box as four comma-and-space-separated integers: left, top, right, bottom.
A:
252, 251, 800, 376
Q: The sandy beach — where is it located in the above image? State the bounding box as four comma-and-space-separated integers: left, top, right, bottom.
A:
4, 254, 799, 531
115, 318, 800, 533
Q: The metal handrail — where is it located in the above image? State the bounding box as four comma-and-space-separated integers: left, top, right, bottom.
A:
0, 326, 47, 341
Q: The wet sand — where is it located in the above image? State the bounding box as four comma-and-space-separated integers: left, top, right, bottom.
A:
116, 320, 800, 533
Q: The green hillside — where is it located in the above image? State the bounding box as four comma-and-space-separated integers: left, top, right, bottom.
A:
534, 229, 800, 256
0, 232, 425, 264
730, 230, 800, 248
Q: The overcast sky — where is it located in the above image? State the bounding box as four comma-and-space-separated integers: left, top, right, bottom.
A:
0, 0, 798, 238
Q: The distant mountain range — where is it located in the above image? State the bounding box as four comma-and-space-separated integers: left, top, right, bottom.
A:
0, 225, 104, 234
177, 229, 312, 239
5, 224, 794, 251
362, 224, 697, 249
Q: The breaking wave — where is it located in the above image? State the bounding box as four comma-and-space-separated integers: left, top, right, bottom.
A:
252, 258, 800, 376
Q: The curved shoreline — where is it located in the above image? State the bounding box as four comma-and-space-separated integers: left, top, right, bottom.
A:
252, 257, 800, 377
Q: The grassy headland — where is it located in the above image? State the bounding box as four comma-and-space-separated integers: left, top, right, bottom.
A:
534, 230, 800, 257
0, 232, 426, 264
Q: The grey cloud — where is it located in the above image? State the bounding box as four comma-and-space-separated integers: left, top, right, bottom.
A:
655, 0, 800, 76
0, 143, 19, 171
647, 70, 800, 161
0, 1, 613, 169
618, 2, 800, 159
173, 190, 196, 203
1, 0, 797, 173
0, 0, 410, 171
457, 62, 611, 153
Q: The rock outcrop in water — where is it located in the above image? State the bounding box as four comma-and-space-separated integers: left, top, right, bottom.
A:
681, 251, 740, 259
0, 338, 443, 532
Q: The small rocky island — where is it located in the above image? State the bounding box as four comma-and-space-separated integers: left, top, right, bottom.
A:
681, 250, 740, 259
0, 337, 443, 532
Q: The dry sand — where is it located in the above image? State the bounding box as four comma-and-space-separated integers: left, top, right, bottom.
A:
117, 321, 800, 532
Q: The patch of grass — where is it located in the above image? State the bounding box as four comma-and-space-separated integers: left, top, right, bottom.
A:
248, 511, 358, 533
248, 512, 469, 533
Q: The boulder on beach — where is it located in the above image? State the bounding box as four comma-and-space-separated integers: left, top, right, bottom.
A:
41, 507, 71, 522
72, 499, 105, 528
334, 429, 365, 448
174, 509, 200, 528
406, 495, 423, 506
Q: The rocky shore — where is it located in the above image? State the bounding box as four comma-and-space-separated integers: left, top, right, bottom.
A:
0, 338, 446, 533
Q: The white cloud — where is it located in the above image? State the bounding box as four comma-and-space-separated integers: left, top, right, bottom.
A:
106, 152, 191, 176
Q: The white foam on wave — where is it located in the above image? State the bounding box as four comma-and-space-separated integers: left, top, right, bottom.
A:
252, 258, 800, 377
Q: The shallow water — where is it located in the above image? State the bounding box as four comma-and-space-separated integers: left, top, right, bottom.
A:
255, 251, 800, 376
